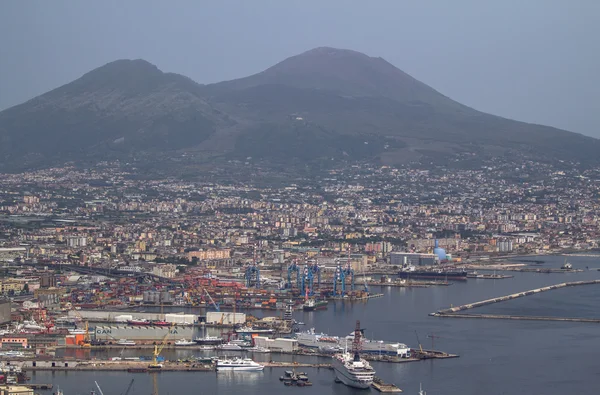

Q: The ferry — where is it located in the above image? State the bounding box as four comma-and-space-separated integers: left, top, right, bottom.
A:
216, 357, 264, 371
116, 339, 136, 346
296, 328, 410, 357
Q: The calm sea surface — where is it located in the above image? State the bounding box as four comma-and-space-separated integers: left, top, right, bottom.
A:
36, 255, 600, 394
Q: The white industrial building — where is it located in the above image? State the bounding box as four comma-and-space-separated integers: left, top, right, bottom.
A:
205, 312, 246, 325
253, 336, 298, 353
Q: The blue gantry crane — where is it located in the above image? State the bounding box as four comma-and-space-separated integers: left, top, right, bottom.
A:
287, 261, 301, 289
245, 264, 260, 288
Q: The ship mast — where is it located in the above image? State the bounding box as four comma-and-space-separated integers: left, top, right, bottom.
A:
352, 320, 362, 361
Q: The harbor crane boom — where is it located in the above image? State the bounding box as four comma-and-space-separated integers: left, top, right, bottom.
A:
94, 381, 105, 395
149, 323, 175, 369
414, 330, 424, 353
203, 288, 220, 311
121, 379, 134, 395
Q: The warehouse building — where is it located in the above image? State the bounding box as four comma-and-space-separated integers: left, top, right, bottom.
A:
253, 336, 298, 353
205, 312, 246, 325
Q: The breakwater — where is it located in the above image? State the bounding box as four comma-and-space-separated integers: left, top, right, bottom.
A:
431, 280, 600, 319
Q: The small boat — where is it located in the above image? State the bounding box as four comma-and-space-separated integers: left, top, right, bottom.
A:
197, 345, 215, 351
296, 322, 305, 326
152, 321, 171, 326
220, 342, 243, 351
419, 383, 426, 395
175, 339, 195, 346
247, 346, 270, 353
561, 259, 573, 270
128, 319, 150, 326
116, 339, 136, 346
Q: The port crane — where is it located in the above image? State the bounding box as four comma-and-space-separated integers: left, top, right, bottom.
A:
203, 288, 220, 311
120, 379, 134, 395
414, 330, 424, 354
149, 323, 175, 369
72, 310, 91, 347
244, 263, 260, 288
94, 381, 105, 395
287, 260, 301, 289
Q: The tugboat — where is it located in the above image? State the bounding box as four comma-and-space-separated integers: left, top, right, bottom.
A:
302, 298, 328, 311
561, 259, 573, 270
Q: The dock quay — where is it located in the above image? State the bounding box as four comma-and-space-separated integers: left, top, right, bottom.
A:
369, 280, 450, 288
432, 313, 600, 323
329, 293, 384, 301
372, 376, 402, 392
10, 360, 333, 372
432, 280, 600, 317
25, 384, 53, 390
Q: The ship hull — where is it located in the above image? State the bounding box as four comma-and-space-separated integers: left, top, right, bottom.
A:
303, 302, 328, 311
216, 365, 264, 371
332, 358, 373, 389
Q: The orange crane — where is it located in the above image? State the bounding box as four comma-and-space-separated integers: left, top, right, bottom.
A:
72, 310, 91, 347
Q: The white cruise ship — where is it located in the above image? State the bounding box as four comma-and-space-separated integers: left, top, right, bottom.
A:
333, 350, 375, 389
216, 357, 264, 371
332, 321, 375, 389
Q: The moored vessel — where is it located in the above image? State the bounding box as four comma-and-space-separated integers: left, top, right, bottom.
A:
116, 339, 136, 346
332, 321, 375, 389
302, 298, 328, 311
175, 339, 195, 346
398, 266, 467, 281
216, 357, 264, 371
194, 335, 223, 345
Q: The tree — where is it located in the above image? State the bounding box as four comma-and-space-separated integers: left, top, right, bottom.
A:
23, 283, 29, 293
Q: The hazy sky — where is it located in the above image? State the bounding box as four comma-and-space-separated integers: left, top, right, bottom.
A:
1, 1, 599, 137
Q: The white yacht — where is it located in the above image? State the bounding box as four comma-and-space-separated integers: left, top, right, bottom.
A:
216, 357, 264, 371
220, 342, 243, 351
116, 339, 136, 346
175, 339, 195, 346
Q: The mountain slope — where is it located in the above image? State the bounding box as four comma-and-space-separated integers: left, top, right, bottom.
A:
0, 48, 598, 171
0, 59, 229, 169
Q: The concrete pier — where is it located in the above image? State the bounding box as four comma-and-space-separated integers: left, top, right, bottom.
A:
432, 279, 600, 319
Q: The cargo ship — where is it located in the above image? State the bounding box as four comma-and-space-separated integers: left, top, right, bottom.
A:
303, 299, 328, 311
398, 265, 467, 281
